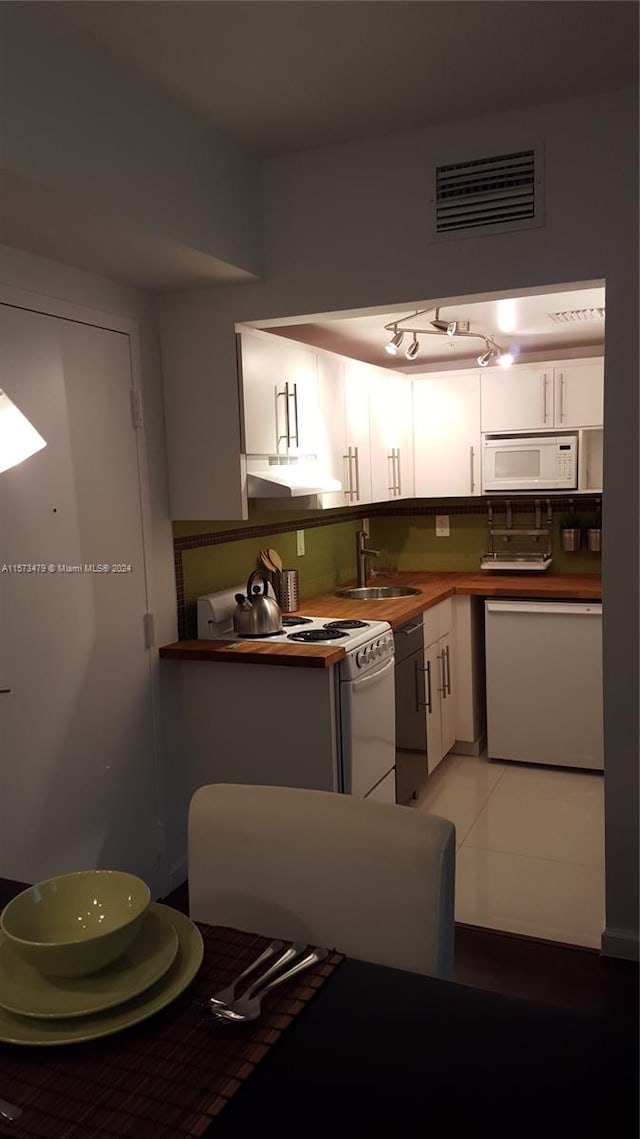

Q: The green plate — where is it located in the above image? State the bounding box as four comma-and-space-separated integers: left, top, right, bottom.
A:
0, 904, 203, 1046
0, 906, 179, 1019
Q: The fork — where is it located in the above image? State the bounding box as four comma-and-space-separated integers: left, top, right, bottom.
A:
210, 941, 307, 1011
212, 945, 329, 1023
207, 939, 284, 1009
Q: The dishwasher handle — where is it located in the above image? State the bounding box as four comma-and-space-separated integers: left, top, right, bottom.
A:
486, 601, 602, 616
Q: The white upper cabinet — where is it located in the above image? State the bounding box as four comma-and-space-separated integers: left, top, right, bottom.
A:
238, 328, 319, 456
413, 372, 481, 497
481, 358, 603, 433
315, 351, 374, 508
343, 359, 373, 505
481, 367, 550, 432
553, 361, 603, 428
369, 368, 414, 502
315, 349, 348, 510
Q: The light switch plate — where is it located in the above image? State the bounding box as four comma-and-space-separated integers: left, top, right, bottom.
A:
296, 529, 305, 556
435, 515, 450, 537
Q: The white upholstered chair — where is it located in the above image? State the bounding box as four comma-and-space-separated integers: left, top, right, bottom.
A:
188, 783, 456, 979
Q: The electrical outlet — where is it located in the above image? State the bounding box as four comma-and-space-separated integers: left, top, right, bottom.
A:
296, 529, 305, 556
435, 515, 450, 537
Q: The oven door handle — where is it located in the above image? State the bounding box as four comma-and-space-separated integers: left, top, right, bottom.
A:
349, 655, 395, 690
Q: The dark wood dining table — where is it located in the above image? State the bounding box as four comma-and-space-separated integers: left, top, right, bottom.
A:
208, 955, 638, 1138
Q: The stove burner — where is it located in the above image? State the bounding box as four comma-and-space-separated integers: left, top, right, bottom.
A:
323, 619, 369, 630
281, 616, 314, 627
287, 628, 349, 643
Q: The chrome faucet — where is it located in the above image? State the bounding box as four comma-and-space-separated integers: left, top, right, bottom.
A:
356, 529, 381, 588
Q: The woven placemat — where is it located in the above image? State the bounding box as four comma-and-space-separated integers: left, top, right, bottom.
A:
0, 922, 344, 1138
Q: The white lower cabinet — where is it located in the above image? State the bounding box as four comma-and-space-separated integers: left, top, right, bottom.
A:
422, 601, 456, 774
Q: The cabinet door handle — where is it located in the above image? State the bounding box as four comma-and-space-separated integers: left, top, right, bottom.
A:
281, 382, 289, 444
388, 451, 395, 495
343, 449, 354, 500
437, 650, 446, 695
400, 623, 423, 635
417, 662, 432, 712
353, 445, 360, 501
559, 372, 566, 423
395, 448, 402, 496
542, 373, 549, 424
444, 645, 452, 695
292, 382, 299, 446
469, 445, 475, 493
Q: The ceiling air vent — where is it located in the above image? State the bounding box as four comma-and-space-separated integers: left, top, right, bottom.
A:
432, 147, 543, 240
546, 308, 605, 324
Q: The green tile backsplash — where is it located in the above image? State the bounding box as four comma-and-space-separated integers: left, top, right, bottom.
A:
173, 498, 601, 637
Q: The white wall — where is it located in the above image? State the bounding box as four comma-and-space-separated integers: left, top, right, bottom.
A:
158, 87, 639, 954
0, 4, 263, 278
0, 244, 179, 889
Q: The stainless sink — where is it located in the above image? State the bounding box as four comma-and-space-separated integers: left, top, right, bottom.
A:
334, 586, 421, 600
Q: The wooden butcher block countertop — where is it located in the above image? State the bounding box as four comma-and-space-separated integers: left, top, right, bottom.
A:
159, 572, 602, 669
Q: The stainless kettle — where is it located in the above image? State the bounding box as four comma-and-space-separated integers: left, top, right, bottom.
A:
233, 570, 283, 637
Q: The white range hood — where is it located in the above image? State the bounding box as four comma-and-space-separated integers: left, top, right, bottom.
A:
246, 458, 342, 498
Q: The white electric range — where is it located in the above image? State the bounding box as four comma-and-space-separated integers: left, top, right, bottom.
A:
196, 588, 397, 801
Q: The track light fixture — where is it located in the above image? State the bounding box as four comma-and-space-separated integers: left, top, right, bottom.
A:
384, 328, 405, 356
383, 307, 513, 366
405, 334, 419, 361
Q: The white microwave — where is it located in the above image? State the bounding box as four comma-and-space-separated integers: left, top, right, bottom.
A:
483, 434, 578, 492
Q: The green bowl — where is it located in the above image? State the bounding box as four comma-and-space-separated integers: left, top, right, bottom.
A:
0, 870, 151, 978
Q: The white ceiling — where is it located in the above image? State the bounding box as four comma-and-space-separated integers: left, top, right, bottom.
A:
265, 285, 606, 370
54, 0, 638, 156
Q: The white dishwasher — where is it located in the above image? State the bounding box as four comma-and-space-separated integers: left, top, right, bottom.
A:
485, 600, 603, 770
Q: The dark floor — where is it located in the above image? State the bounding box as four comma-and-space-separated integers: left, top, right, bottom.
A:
1, 876, 637, 1021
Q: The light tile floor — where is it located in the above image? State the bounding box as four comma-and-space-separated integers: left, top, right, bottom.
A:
417, 752, 605, 949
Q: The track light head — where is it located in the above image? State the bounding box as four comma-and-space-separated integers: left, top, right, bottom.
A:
405, 335, 419, 360
385, 329, 405, 356
477, 345, 494, 367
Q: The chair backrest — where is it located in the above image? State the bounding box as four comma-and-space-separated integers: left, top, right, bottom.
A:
188, 783, 455, 979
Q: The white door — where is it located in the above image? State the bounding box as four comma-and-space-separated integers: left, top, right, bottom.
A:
554, 362, 603, 428
413, 373, 481, 496
0, 305, 163, 891
481, 368, 551, 432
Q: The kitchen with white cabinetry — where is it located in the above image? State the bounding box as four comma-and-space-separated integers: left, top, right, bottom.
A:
162, 285, 610, 953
